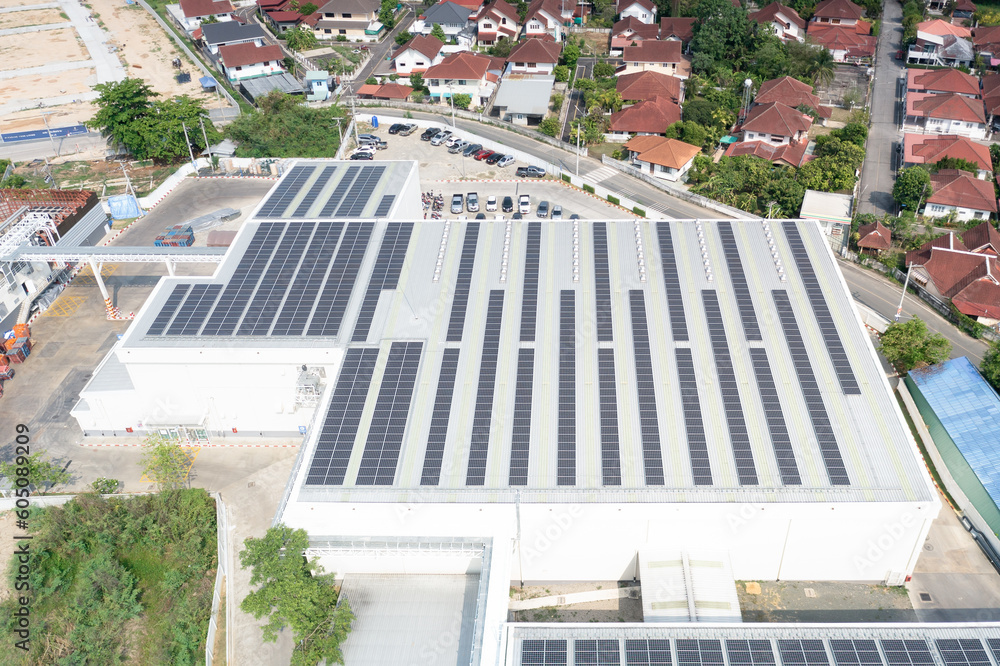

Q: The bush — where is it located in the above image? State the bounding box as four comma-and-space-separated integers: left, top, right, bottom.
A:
607, 194, 620, 205
90, 477, 121, 494
538, 116, 560, 136
583, 183, 595, 194
550, 93, 564, 111
593, 61, 616, 78
553, 65, 569, 82
633, 206, 646, 217
561, 173, 571, 183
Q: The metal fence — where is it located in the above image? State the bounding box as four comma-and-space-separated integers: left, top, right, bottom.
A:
205, 491, 230, 666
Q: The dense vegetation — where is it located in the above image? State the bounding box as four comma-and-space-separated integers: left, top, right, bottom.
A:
225, 91, 348, 157
879, 317, 951, 373
1, 490, 217, 665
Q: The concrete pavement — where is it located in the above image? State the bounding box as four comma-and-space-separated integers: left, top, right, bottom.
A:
0, 131, 107, 161
857, 0, 903, 215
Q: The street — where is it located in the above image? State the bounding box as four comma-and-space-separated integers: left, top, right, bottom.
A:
0, 131, 107, 162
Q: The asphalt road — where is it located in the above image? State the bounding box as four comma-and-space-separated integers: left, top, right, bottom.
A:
0, 131, 107, 162
838, 259, 988, 364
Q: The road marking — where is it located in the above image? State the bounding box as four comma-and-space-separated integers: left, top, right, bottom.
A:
42, 293, 87, 317
586, 166, 617, 182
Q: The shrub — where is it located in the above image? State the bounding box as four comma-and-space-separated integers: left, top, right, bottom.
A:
90, 477, 121, 494
538, 116, 560, 136
633, 207, 645, 217
583, 183, 595, 193
561, 173, 571, 183
607, 194, 620, 205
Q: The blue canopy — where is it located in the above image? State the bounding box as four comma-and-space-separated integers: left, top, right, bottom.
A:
199, 76, 218, 89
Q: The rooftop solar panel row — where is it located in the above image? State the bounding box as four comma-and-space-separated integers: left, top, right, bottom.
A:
577, 638, 622, 665
521, 223, 541, 342
448, 223, 481, 342
524, 639, 568, 665
352, 222, 414, 342
593, 222, 614, 342
291, 165, 336, 217
626, 639, 672, 666
748, 348, 802, 485
509, 348, 535, 486
238, 222, 312, 335
654, 223, 689, 342
147, 283, 191, 336
466, 290, 504, 486
318, 165, 360, 217
778, 640, 830, 666
336, 165, 386, 217
557, 290, 576, 486
271, 222, 345, 335
306, 222, 375, 336
717, 222, 762, 342
420, 348, 461, 486
936, 639, 992, 666
256, 165, 313, 218
629, 290, 666, 486
597, 348, 622, 486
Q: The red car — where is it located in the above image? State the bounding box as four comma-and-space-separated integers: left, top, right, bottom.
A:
474, 149, 494, 161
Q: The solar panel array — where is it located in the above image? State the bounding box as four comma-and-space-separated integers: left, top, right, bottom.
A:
748, 348, 802, 485
628, 290, 665, 486
717, 223, 763, 341
772, 290, 851, 486
558, 290, 576, 486
523, 639, 568, 666
466, 290, 504, 485
257, 165, 312, 217
356, 341, 422, 485
675, 347, 713, 485
271, 222, 344, 335
593, 222, 614, 342
728, 640, 776, 666
448, 223, 480, 342
318, 165, 360, 217
374, 194, 395, 217
702, 291, 759, 485
352, 222, 414, 341
147, 283, 190, 335
598, 348, 622, 486
291, 165, 336, 217
984, 639, 1000, 664
936, 640, 992, 666
236, 222, 311, 335
306, 222, 374, 336
578, 639, 622, 666
881, 641, 934, 666
781, 223, 861, 395
167, 284, 222, 335
305, 348, 379, 485
778, 640, 830, 666
334, 165, 386, 217
509, 348, 535, 486
420, 348, 460, 486
627, 639, 672, 666
831, 640, 884, 666
521, 223, 541, 342
655, 223, 689, 341
677, 640, 726, 666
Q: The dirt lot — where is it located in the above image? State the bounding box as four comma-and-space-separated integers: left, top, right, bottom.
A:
0, 6, 64, 29
738, 580, 916, 622
0, 68, 94, 107
1, 101, 96, 132
0, 0, 40, 8
509, 582, 644, 623
0, 27, 89, 70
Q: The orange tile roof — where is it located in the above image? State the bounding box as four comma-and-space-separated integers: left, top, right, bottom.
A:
909, 93, 986, 124
507, 37, 562, 63
749, 2, 805, 29
616, 70, 682, 103
907, 68, 979, 96
857, 220, 891, 249
904, 134, 992, 172
624, 135, 701, 169
807, 23, 876, 56
927, 169, 997, 213
393, 34, 444, 60
609, 96, 681, 134
423, 51, 494, 80
218, 42, 283, 68
916, 18, 972, 38
356, 83, 415, 99
755, 76, 832, 118
724, 139, 810, 167
741, 101, 812, 137
622, 40, 682, 63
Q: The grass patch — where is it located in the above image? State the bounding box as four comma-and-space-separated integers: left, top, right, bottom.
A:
894, 389, 959, 508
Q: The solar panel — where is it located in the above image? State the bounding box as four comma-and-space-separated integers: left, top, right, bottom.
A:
520, 223, 541, 342
727, 640, 776, 666
166, 284, 221, 336
626, 639, 672, 666
598, 348, 622, 486
778, 640, 830, 666
983, 639, 1000, 664
677, 639, 725, 666
291, 165, 336, 217
509, 348, 535, 486
374, 194, 395, 217
447, 223, 480, 342
355, 341, 422, 485
717, 222, 763, 341
675, 347, 713, 484
748, 348, 802, 485
880, 641, 934, 666
352, 222, 414, 342
305, 348, 379, 485
147, 283, 191, 335
593, 222, 614, 342
655, 223, 689, 341
831, 640, 884, 666
523, 639, 568, 666
466, 290, 504, 485
628, 290, 665, 485
577, 639, 621, 665
936, 639, 992, 666
558, 290, 576, 486
336, 165, 386, 217
238, 222, 313, 336
781, 223, 861, 395
420, 348, 460, 486
318, 165, 360, 217
772, 290, 851, 486
307, 222, 375, 336
702, 290, 759, 485
257, 165, 313, 218
271, 222, 345, 335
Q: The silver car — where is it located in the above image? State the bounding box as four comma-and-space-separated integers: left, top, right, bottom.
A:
430, 131, 452, 146
450, 193, 464, 214
497, 154, 515, 168
448, 140, 469, 154
551, 205, 563, 220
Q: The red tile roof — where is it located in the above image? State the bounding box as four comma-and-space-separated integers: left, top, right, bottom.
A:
955, 0, 976, 11
356, 83, 415, 99
916, 18, 971, 38
609, 96, 681, 134
180, 0, 234, 17
982, 73, 1000, 117
755, 76, 832, 118
904, 134, 992, 172
724, 139, 810, 167
741, 101, 812, 137
909, 93, 986, 124
622, 40, 682, 63
475, 0, 518, 23
624, 135, 700, 168
911, 246, 994, 298
811, 0, 864, 20
507, 37, 562, 64
613, 15, 660, 38
907, 68, 979, 96
394, 34, 444, 60
927, 169, 998, 213
617, 0, 656, 13
616, 70, 682, 103
857, 220, 892, 250
961, 220, 1000, 254
450, 0, 483, 9
659, 17, 697, 42
423, 51, 494, 80
952, 277, 1000, 319
749, 2, 805, 29
807, 23, 876, 57
218, 42, 283, 68
906, 232, 968, 265
973, 24, 1000, 50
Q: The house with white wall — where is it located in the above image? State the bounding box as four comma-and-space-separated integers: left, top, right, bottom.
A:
413, 0, 475, 42
201, 22, 268, 55
809, 0, 864, 26
423, 51, 502, 109
506, 38, 561, 75
749, 2, 805, 41
740, 101, 812, 145
392, 35, 445, 75
617, 40, 688, 78
218, 43, 285, 81
923, 170, 997, 221
475, 0, 519, 45
903, 134, 993, 180
623, 135, 700, 181
523, 0, 563, 40
617, 0, 657, 24
905, 93, 989, 139
314, 0, 382, 41
177, 0, 234, 34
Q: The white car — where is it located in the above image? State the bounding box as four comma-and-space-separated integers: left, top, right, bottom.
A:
445, 135, 463, 148
518, 194, 530, 215
485, 195, 497, 212
353, 145, 376, 155
494, 215, 506, 222
497, 154, 515, 168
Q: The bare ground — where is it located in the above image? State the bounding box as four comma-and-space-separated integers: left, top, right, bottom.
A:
508, 582, 644, 623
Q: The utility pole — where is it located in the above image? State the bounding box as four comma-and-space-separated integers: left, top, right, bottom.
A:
333, 118, 344, 148
449, 85, 456, 127
895, 263, 913, 322
40, 111, 59, 157
349, 85, 359, 143
199, 117, 213, 172
575, 128, 580, 176
181, 122, 197, 172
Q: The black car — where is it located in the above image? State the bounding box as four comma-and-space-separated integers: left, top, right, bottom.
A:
420, 127, 439, 141
516, 166, 545, 178
475, 213, 486, 220
485, 152, 504, 165
462, 143, 483, 157
501, 196, 514, 213
350, 152, 374, 160
512, 212, 523, 220
388, 123, 405, 134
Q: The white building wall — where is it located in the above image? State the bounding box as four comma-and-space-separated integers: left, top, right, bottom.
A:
923, 202, 993, 221
923, 117, 988, 139
208, 37, 263, 55
619, 3, 656, 23
393, 48, 442, 75
225, 61, 284, 81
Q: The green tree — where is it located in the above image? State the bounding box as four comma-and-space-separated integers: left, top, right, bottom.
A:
878, 317, 951, 372
139, 434, 191, 490
488, 36, 514, 58
664, 120, 710, 150
85, 78, 158, 156
593, 60, 616, 78
690, 0, 755, 74
833, 121, 868, 146
0, 451, 70, 491
516, 0, 528, 20
430, 22, 447, 42
409, 72, 425, 93
452, 92, 471, 109
809, 47, 836, 87
0, 173, 28, 188
561, 42, 580, 70
240, 525, 354, 665
814, 135, 866, 169
893, 166, 932, 210
365, 76, 378, 85
980, 341, 1000, 392
299, 2, 317, 14
553, 64, 569, 82
285, 25, 318, 51
933, 156, 981, 174
538, 116, 560, 136
226, 92, 347, 157
129, 95, 219, 162
395, 30, 413, 46
378, 0, 396, 28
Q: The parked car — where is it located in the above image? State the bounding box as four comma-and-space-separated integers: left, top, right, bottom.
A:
430, 131, 452, 146
512, 212, 523, 220
501, 196, 514, 212
448, 140, 469, 154
357, 133, 379, 143
450, 193, 464, 214
485, 152, 504, 165
475, 213, 486, 220
421, 127, 440, 141
398, 123, 418, 136
446, 135, 463, 148
388, 123, 405, 134
350, 151, 374, 160
354, 145, 376, 154
466, 192, 479, 212
497, 155, 515, 168
518, 194, 530, 215
473, 149, 493, 160
485, 195, 497, 212
536, 200, 549, 218
516, 166, 545, 178
462, 143, 483, 157
494, 215, 506, 221
569, 214, 581, 220
551, 205, 563, 220
359, 138, 387, 150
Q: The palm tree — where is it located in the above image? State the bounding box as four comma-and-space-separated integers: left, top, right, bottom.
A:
810, 48, 836, 88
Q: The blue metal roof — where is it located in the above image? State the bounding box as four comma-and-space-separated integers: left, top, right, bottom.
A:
910, 356, 1000, 507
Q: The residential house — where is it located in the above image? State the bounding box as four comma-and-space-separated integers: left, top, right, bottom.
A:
809, 0, 864, 26
616, 70, 683, 104
356, 82, 415, 99
623, 135, 701, 181
748, 2, 805, 42
740, 101, 812, 145
617, 40, 689, 78
973, 25, 1000, 63
724, 137, 811, 167
492, 75, 554, 125
617, 0, 657, 24
905, 93, 988, 139
807, 22, 875, 63
218, 43, 285, 81
200, 21, 267, 55
450, 0, 484, 12
961, 219, 1000, 255
392, 35, 445, 75
257, 0, 322, 33
523, 0, 563, 41
799, 190, 853, 244
423, 51, 502, 108
923, 170, 997, 221
609, 16, 659, 55
905, 226, 1000, 323
177, 0, 234, 33
506, 38, 561, 74
606, 96, 681, 140
902, 133, 993, 179
954, 0, 976, 19
754, 76, 832, 123
314, 0, 382, 41
414, 1, 475, 42
856, 220, 891, 254
907, 68, 980, 98
658, 17, 697, 50
475, 0, 519, 46
981, 72, 1000, 129
908, 20, 974, 68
